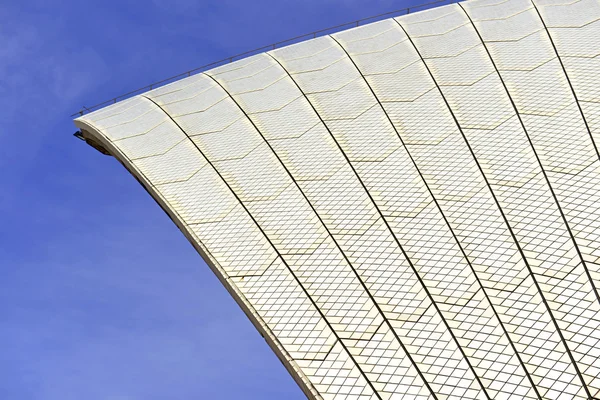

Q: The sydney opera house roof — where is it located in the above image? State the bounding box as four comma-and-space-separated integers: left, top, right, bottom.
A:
74, 0, 600, 398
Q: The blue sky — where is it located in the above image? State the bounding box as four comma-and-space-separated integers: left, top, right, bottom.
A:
1, 0, 439, 398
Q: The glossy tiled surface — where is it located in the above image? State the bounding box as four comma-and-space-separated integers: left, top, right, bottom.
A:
75, 0, 600, 398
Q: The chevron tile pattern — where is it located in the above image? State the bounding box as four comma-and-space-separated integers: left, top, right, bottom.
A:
74, 0, 600, 398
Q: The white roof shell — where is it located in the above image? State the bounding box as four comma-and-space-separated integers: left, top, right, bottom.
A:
75, 0, 600, 398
